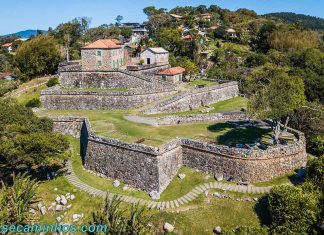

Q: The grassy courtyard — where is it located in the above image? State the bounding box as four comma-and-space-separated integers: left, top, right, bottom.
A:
146, 97, 249, 117
38, 109, 271, 147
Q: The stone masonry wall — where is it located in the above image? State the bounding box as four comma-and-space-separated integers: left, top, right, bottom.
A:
41, 88, 176, 110
59, 66, 172, 90
144, 81, 240, 114
51, 116, 86, 138
50, 116, 307, 194
155, 111, 249, 125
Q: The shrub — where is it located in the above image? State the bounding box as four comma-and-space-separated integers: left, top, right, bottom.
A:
269, 185, 319, 234
308, 134, 324, 157
46, 77, 59, 87
25, 98, 41, 108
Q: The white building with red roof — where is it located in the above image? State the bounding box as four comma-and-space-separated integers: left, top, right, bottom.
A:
2, 43, 13, 53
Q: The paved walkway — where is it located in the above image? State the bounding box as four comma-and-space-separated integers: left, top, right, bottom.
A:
124, 115, 158, 126
65, 161, 272, 209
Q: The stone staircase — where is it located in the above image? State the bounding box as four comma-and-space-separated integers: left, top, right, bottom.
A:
65, 161, 273, 209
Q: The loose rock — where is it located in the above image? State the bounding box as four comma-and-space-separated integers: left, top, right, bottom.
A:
214, 173, 223, 182
149, 191, 160, 200
113, 180, 120, 187
164, 223, 174, 232
213, 226, 222, 234
178, 173, 186, 179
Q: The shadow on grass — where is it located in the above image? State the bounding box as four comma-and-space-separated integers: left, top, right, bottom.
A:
207, 123, 271, 146
254, 197, 272, 226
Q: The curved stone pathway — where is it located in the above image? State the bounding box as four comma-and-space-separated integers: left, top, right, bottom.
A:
65, 161, 272, 209
124, 115, 158, 126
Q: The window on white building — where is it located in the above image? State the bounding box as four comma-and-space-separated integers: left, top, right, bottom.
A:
96, 60, 102, 66
96, 50, 102, 56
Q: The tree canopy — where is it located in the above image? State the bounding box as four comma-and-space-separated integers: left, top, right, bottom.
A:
14, 35, 61, 78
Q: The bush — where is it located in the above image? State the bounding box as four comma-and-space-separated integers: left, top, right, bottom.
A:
308, 134, 324, 157
269, 185, 319, 234
14, 35, 61, 77
0, 81, 20, 97
245, 53, 268, 67
46, 77, 59, 87
25, 98, 41, 108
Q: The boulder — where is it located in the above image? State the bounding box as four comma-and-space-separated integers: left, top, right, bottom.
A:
214, 173, 223, 182
54, 188, 58, 191
56, 217, 61, 222
163, 223, 174, 232
60, 196, 67, 205
122, 186, 128, 191
113, 180, 120, 187
37, 202, 43, 211
29, 208, 36, 214
70, 194, 75, 200
213, 226, 222, 234
40, 206, 47, 215
178, 173, 186, 180
66, 204, 72, 209
55, 205, 63, 211
149, 191, 160, 200
55, 196, 61, 204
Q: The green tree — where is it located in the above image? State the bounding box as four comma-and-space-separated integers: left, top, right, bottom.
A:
0, 173, 38, 224
147, 13, 172, 35
246, 64, 306, 143
143, 6, 166, 17
268, 29, 319, 52
0, 99, 69, 176
14, 35, 61, 78
120, 27, 133, 38
269, 185, 319, 234
178, 57, 199, 80
155, 28, 183, 54
307, 155, 324, 191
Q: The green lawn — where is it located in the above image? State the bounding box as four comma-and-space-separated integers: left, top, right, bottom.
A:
146, 97, 249, 117
210, 96, 248, 113
185, 79, 216, 88
38, 110, 271, 147
150, 196, 267, 235
16, 84, 47, 105
36, 175, 267, 234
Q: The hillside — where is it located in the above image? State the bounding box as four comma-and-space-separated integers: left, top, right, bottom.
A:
2, 29, 47, 39
264, 12, 324, 30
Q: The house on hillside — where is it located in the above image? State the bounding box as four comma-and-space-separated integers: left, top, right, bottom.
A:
2, 43, 13, 53
170, 14, 183, 22
0, 72, 17, 81
157, 67, 185, 83
81, 39, 125, 71
226, 28, 237, 38
200, 13, 212, 21
140, 48, 169, 65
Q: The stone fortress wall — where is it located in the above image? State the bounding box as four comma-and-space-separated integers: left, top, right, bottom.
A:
144, 81, 240, 114
51, 116, 307, 195
41, 88, 176, 110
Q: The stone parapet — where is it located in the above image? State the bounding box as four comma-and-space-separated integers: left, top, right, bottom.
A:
51, 116, 307, 194
144, 81, 240, 114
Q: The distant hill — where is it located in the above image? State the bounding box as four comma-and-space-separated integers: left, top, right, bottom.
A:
264, 12, 324, 30
2, 29, 47, 39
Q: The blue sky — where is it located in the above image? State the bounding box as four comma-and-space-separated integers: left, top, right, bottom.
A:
1, 0, 324, 35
